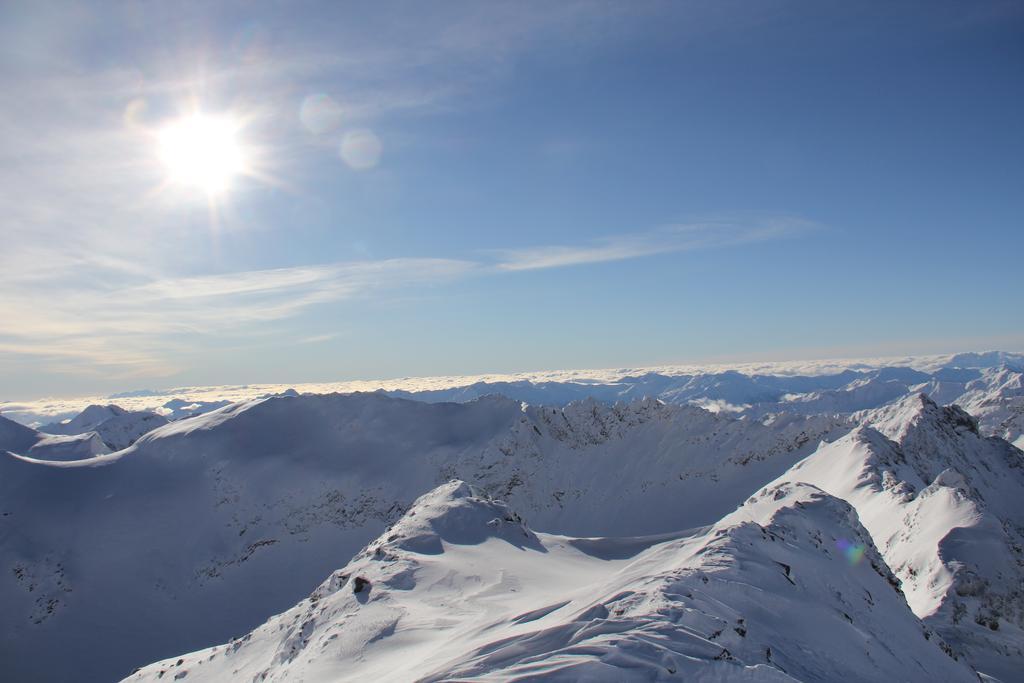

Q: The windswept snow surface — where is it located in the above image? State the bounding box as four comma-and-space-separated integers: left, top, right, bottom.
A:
124, 480, 976, 682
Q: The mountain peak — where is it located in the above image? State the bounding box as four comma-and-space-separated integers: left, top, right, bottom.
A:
945, 351, 1024, 370
0, 413, 39, 453
861, 392, 979, 444
372, 480, 541, 556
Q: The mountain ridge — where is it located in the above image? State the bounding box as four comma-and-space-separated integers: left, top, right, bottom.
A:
2, 371, 1022, 680
124, 479, 978, 682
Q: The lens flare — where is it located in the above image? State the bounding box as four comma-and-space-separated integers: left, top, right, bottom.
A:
835, 538, 866, 565
339, 128, 382, 170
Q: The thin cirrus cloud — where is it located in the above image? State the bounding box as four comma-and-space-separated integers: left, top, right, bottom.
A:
492, 217, 816, 271
129, 258, 479, 321
0, 217, 812, 378
0, 258, 477, 377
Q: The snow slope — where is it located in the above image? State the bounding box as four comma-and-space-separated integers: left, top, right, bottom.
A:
773, 394, 1024, 680
413, 364, 1024, 447
39, 403, 128, 434
0, 412, 37, 453
11, 359, 1020, 450
3, 378, 1022, 681
124, 480, 976, 682
0, 393, 846, 682
1, 413, 109, 461
943, 366, 1024, 450
39, 404, 169, 450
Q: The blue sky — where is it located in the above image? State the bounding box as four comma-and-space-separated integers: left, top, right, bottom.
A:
1, 1, 1022, 399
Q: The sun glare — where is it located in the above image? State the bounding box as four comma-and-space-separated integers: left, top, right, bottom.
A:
157, 114, 246, 195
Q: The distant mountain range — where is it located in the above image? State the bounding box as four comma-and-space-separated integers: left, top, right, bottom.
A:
1, 351, 1022, 681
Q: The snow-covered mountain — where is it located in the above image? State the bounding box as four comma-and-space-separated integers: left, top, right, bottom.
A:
4, 350, 1022, 433
387, 362, 1024, 448
773, 394, 1024, 681
39, 404, 169, 450
1, 413, 109, 461
13, 351, 1017, 452
1, 393, 848, 682
123, 480, 977, 682
39, 403, 129, 434
3, 352, 1024, 681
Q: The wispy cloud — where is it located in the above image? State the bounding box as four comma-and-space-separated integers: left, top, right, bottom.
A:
493, 216, 816, 271
298, 333, 344, 345
0, 258, 475, 377
0, 212, 813, 379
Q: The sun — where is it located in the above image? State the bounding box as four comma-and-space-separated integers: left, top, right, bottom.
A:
157, 114, 246, 195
